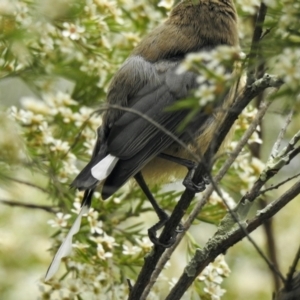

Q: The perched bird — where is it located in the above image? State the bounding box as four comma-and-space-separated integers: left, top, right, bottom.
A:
45, 0, 239, 281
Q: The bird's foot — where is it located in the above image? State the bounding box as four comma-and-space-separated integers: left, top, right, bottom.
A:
183, 169, 209, 193
183, 177, 206, 192
148, 216, 183, 248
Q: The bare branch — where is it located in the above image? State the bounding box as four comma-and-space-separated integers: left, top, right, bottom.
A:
236, 129, 300, 211
139, 100, 272, 299
166, 180, 300, 300
271, 110, 294, 158
260, 172, 300, 195
247, 2, 268, 85
2, 175, 49, 194
128, 74, 284, 300
274, 272, 300, 300
285, 245, 300, 291
0, 199, 58, 214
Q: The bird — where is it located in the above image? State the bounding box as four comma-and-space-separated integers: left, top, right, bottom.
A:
45, 0, 239, 281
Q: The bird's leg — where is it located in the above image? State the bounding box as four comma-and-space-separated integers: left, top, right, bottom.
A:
158, 153, 209, 192
134, 171, 180, 248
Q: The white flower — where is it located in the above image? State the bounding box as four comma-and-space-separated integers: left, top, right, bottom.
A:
204, 282, 226, 300
212, 255, 231, 277
198, 255, 230, 299
135, 237, 152, 251
11, 108, 44, 125
236, 0, 260, 15
44, 92, 78, 108
90, 233, 118, 249
57, 107, 74, 123
211, 45, 240, 62
47, 212, 71, 228
21, 97, 51, 115
62, 22, 85, 40
72, 106, 99, 128
71, 201, 82, 214
263, 0, 278, 8
88, 209, 104, 235
65, 278, 84, 296
168, 277, 178, 289
158, 0, 174, 10
122, 244, 140, 255
48, 139, 70, 152
251, 157, 265, 175
199, 266, 223, 285
96, 244, 113, 260
72, 242, 90, 250
37, 283, 52, 300
196, 84, 216, 106
271, 48, 300, 90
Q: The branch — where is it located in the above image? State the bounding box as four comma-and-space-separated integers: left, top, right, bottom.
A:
272, 244, 300, 300
165, 114, 300, 298
166, 180, 300, 300
128, 75, 284, 300
2, 175, 49, 194
285, 245, 300, 291
274, 272, 300, 300
140, 100, 272, 300
235, 128, 300, 213
247, 2, 268, 85
271, 109, 294, 158
260, 172, 300, 195
0, 199, 58, 213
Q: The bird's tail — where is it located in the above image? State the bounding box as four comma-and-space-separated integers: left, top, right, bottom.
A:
44, 196, 90, 281
70, 156, 102, 191
70, 140, 119, 191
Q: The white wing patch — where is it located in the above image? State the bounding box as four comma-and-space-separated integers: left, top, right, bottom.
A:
45, 204, 89, 281
91, 154, 119, 181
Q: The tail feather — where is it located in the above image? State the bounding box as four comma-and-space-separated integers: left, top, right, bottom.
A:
91, 154, 119, 181
71, 154, 119, 190
45, 202, 90, 281
71, 160, 100, 190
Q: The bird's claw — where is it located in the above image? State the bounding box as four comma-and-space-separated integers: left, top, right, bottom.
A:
148, 218, 184, 248
148, 228, 177, 248
183, 177, 206, 192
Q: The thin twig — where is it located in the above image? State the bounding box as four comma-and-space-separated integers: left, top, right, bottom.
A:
261, 27, 273, 39
285, 244, 300, 291
2, 175, 49, 194
61, 111, 100, 160
260, 173, 300, 195
0, 199, 58, 213
247, 2, 268, 85
127, 279, 133, 294
259, 198, 281, 291
271, 110, 294, 158
220, 193, 286, 284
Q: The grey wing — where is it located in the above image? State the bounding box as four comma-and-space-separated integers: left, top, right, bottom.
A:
102, 58, 199, 199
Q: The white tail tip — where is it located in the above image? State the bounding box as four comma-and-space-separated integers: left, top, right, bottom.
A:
44, 205, 89, 281
91, 154, 118, 181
